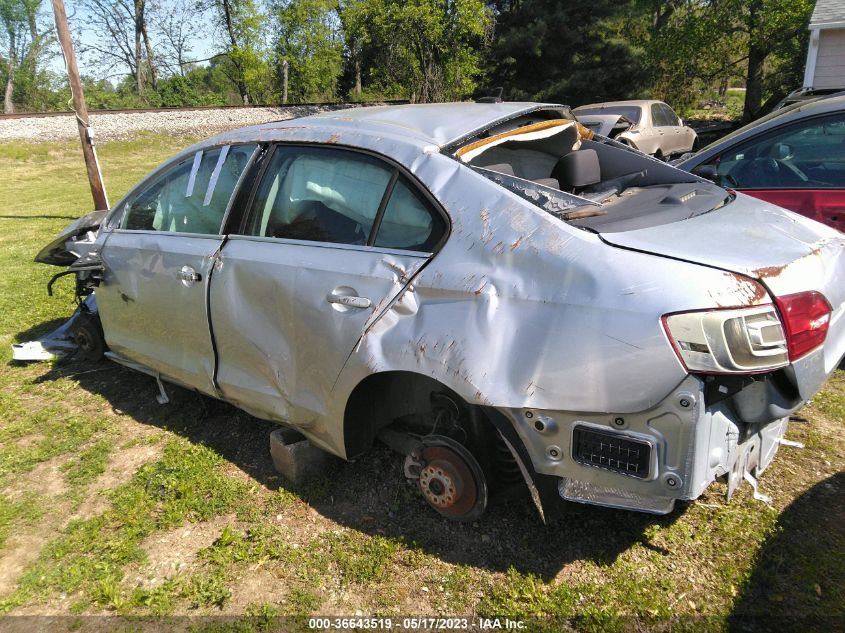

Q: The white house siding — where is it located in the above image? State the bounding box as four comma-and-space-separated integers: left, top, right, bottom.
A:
814, 29, 845, 87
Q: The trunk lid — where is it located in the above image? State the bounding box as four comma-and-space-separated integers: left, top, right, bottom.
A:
597, 193, 844, 299
599, 193, 845, 375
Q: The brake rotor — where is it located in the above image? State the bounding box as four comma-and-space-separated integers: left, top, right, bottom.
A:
416, 436, 487, 521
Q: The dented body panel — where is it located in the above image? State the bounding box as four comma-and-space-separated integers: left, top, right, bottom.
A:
34, 102, 845, 517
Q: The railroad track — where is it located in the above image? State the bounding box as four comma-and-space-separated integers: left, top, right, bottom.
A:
0, 99, 410, 121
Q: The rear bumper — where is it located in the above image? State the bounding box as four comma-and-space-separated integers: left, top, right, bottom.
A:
502, 374, 796, 514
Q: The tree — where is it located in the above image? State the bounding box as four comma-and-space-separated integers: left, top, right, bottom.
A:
341, 0, 492, 102
634, 0, 813, 119
734, 0, 813, 121
274, 0, 343, 102
484, 0, 647, 105
0, 0, 45, 113
78, 0, 157, 95
209, 0, 267, 104
152, 0, 207, 77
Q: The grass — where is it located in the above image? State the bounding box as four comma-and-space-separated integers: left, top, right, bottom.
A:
684, 87, 746, 121
0, 132, 841, 629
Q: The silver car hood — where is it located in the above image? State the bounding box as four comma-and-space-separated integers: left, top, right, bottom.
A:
598, 193, 845, 303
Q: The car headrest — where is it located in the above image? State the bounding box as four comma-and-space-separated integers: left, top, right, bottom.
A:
551, 149, 601, 189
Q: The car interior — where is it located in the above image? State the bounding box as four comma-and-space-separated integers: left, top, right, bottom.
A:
248, 147, 442, 251
461, 118, 730, 232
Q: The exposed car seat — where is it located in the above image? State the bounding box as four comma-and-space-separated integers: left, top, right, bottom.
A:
269, 199, 366, 244
552, 149, 601, 193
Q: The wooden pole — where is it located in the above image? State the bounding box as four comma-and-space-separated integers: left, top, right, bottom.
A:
50, 0, 109, 210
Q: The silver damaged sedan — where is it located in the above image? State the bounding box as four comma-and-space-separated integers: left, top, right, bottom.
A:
28, 102, 845, 521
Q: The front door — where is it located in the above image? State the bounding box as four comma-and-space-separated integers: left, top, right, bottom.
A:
210, 144, 447, 426
97, 144, 257, 394
712, 112, 845, 231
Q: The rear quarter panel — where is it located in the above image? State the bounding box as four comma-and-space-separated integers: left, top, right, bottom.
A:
328, 154, 774, 441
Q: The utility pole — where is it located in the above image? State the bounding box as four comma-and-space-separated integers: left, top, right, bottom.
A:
51, 0, 109, 211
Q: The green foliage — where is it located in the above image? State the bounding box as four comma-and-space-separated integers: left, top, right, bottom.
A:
633, 0, 813, 117
209, 0, 272, 104
483, 0, 647, 105
0, 0, 52, 112
341, 0, 493, 102
275, 0, 344, 102
61, 437, 114, 487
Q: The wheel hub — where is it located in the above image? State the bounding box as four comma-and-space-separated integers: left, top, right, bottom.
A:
419, 461, 461, 509
415, 438, 486, 520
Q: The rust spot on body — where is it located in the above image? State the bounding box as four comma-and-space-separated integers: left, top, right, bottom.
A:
510, 236, 524, 251
326, 133, 341, 144
754, 264, 787, 279
723, 272, 768, 305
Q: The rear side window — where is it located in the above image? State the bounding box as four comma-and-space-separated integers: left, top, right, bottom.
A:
245, 146, 392, 244
374, 176, 447, 252
242, 145, 447, 251
121, 144, 256, 234
714, 113, 845, 189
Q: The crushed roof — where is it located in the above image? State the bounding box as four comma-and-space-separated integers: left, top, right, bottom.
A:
271, 102, 561, 147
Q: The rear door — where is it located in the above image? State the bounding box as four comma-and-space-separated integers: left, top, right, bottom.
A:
710, 112, 845, 231
98, 144, 257, 394
210, 144, 448, 425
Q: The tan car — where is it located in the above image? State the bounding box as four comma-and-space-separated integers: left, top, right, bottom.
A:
574, 100, 698, 160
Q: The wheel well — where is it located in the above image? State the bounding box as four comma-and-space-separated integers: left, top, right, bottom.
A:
343, 371, 465, 459
343, 372, 545, 514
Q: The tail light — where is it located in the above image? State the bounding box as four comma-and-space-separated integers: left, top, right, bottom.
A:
774, 291, 832, 361
662, 305, 789, 374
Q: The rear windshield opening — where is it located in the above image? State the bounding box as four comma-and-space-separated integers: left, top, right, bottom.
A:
459, 125, 731, 233
574, 106, 642, 125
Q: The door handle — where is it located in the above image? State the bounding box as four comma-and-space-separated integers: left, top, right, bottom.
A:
327, 294, 372, 309
177, 265, 202, 285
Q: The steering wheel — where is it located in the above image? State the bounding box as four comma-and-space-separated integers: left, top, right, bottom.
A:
727, 157, 808, 188
774, 158, 809, 183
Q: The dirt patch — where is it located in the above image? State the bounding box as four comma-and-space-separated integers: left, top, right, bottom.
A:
0, 533, 53, 597
0, 456, 73, 598
71, 442, 162, 521
2, 454, 70, 500
126, 515, 239, 590
221, 568, 286, 613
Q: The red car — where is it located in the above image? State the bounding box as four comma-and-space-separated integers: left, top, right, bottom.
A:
677, 95, 845, 232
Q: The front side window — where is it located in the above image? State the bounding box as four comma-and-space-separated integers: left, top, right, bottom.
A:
715, 114, 845, 189
121, 144, 256, 234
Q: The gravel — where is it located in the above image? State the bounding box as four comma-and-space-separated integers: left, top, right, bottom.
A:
0, 104, 358, 143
